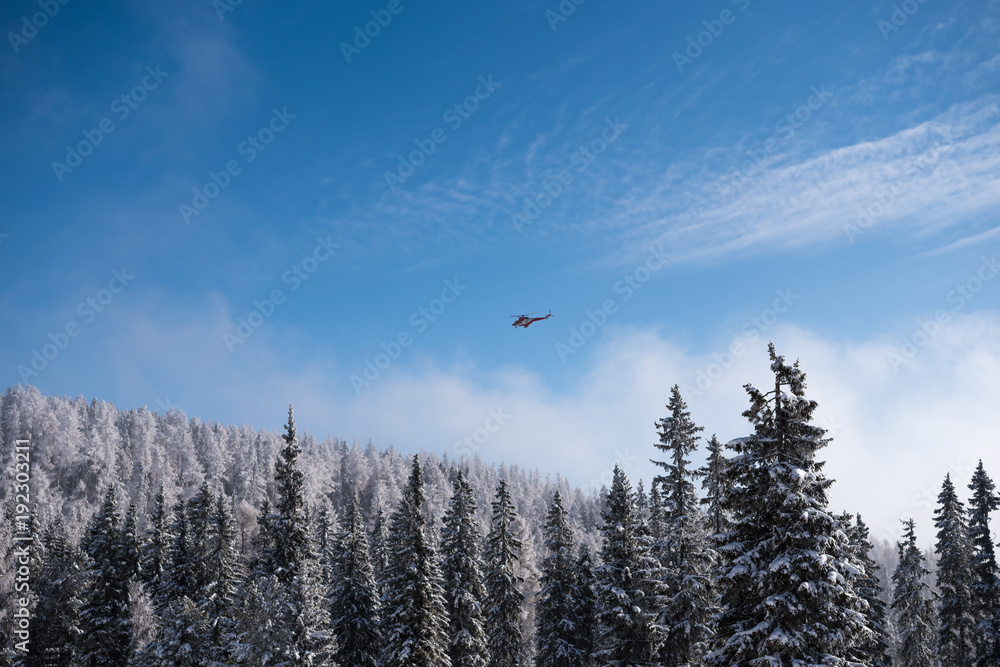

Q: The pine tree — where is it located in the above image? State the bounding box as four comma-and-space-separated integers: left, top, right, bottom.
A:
271, 405, 310, 584
571, 547, 597, 667
272, 405, 336, 665
162, 500, 194, 606
330, 494, 381, 667
710, 344, 866, 667
651, 385, 716, 667
484, 480, 524, 667
139, 486, 171, 607
967, 460, 1000, 666
77, 486, 134, 666
441, 472, 488, 667
28, 520, 84, 666
536, 491, 583, 667
370, 505, 390, 595
845, 514, 891, 667
891, 519, 937, 667
202, 495, 243, 653
593, 466, 664, 667
132, 596, 210, 667
934, 472, 977, 666
698, 434, 730, 538
380, 455, 452, 667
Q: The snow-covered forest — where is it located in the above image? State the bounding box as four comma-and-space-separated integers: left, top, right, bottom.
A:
1, 345, 998, 666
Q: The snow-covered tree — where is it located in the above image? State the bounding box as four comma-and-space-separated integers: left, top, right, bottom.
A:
132, 596, 210, 667
934, 472, 977, 666
202, 495, 243, 654
139, 486, 171, 607
967, 460, 1000, 666
484, 479, 524, 667
571, 546, 597, 667
28, 520, 84, 665
594, 466, 664, 667
380, 455, 452, 667
77, 486, 134, 666
270, 405, 311, 584
891, 519, 937, 667
651, 385, 716, 667
330, 493, 381, 667
710, 344, 866, 667
698, 434, 730, 538
536, 491, 583, 667
844, 513, 891, 667
370, 504, 390, 595
441, 472, 488, 667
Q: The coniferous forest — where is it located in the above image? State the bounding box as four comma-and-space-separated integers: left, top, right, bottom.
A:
1, 345, 998, 666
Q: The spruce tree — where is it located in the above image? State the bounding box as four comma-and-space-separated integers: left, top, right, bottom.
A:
484, 479, 524, 667
934, 472, 977, 666
571, 546, 597, 667
651, 385, 716, 667
28, 520, 83, 666
139, 486, 171, 607
441, 472, 488, 667
163, 500, 194, 606
380, 455, 452, 667
330, 494, 381, 667
370, 504, 390, 596
132, 596, 210, 667
203, 495, 243, 653
593, 466, 664, 667
967, 460, 1000, 666
710, 344, 866, 667
845, 514, 891, 667
698, 434, 730, 538
77, 487, 134, 666
891, 519, 937, 667
536, 491, 583, 667
271, 404, 310, 584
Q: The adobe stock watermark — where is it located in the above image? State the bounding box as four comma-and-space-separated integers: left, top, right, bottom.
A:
877, 0, 933, 40
886, 254, 998, 371
213, 0, 245, 20
384, 75, 502, 192
224, 235, 339, 352
7, 0, 71, 54
453, 408, 511, 458
51, 65, 170, 183
11, 438, 32, 654
716, 85, 834, 200
545, 0, 586, 31
511, 116, 628, 234
179, 107, 295, 224
17, 268, 135, 383
672, 0, 751, 74
340, 0, 416, 64
843, 128, 950, 244
555, 245, 668, 363
351, 278, 467, 395
681, 288, 799, 397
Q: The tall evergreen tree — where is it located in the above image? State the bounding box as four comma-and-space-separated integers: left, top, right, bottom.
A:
28, 520, 83, 666
891, 519, 937, 667
270, 404, 310, 584
77, 487, 133, 666
593, 466, 664, 667
934, 472, 977, 666
710, 344, 866, 667
844, 514, 891, 667
698, 434, 730, 538
330, 494, 381, 667
651, 385, 716, 667
441, 472, 488, 667
139, 486, 171, 607
380, 455, 452, 667
163, 500, 195, 605
967, 460, 1000, 666
370, 505, 390, 596
484, 480, 524, 667
536, 492, 583, 667
202, 495, 243, 653
571, 547, 597, 667
132, 596, 210, 667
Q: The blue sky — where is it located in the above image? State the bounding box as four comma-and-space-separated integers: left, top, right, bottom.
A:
2, 0, 999, 545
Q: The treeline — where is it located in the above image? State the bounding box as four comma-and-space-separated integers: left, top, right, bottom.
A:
1, 345, 999, 665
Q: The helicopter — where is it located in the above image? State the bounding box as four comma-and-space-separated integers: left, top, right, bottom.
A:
510, 310, 553, 328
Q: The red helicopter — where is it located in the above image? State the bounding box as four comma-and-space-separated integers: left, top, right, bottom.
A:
510, 310, 553, 328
